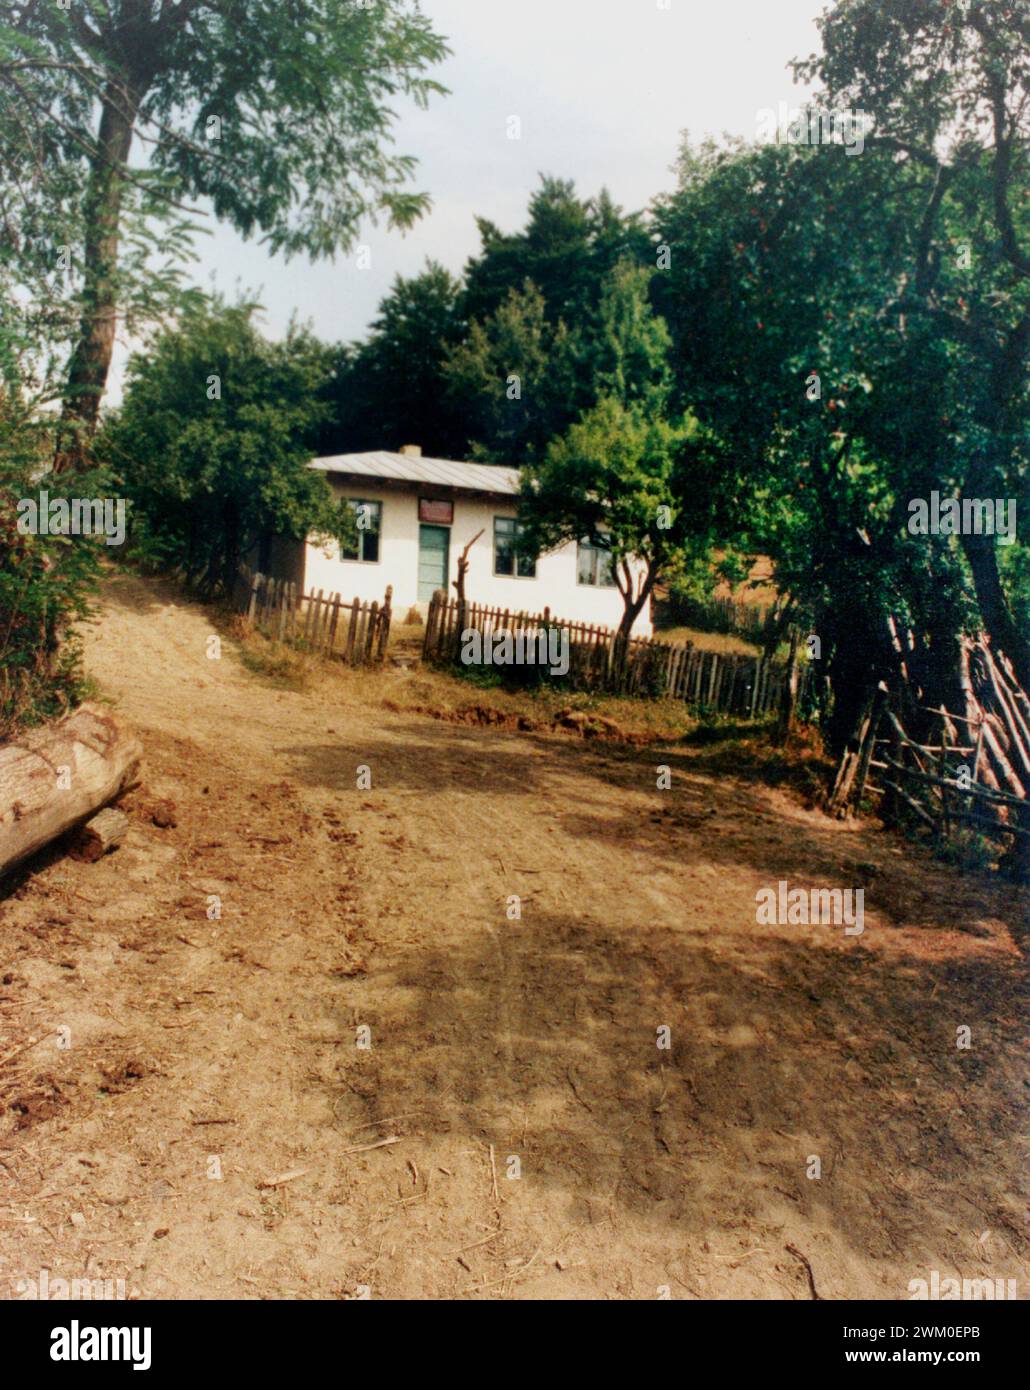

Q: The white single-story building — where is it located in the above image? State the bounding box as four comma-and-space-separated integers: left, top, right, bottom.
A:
261, 447, 653, 636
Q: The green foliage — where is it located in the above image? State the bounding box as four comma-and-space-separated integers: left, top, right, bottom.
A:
101, 299, 355, 591
523, 398, 687, 565
650, 104, 1028, 741
318, 261, 466, 458
519, 398, 715, 637
320, 180, 660, 463
462, 178, 653, 328
1000, 542, 1030, 637
0, 0, 450, 453
792, 0, 1030, 691
512, 261, 719, 632
588, 262, 673, 414
0, 1, 449, 261
443, 280, 583, 466
0, 395, 97, 737
142, 1, 450, 257
443, 257, 679, 469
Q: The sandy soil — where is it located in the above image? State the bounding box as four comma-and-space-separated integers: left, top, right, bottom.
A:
1, 573, 1027, 1300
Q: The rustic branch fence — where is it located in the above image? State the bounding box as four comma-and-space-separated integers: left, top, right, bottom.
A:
423, 590, 807, 717
830, 638, 1030, 854
235, 568, 392, 667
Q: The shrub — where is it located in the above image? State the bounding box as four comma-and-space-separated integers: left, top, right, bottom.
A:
0, 405, 98, 738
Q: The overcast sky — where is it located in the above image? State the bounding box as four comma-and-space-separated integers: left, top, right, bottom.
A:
109, 0, 826, 401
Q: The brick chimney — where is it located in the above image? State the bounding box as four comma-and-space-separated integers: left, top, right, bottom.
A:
399, 444, 422, 457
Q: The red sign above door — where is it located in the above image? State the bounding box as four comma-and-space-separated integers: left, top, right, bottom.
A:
419, 498, 453, 524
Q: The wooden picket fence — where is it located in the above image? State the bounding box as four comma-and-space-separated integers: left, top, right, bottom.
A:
663, 592, 779, 642
423, 590, 806, 716
235, 568, 392, 667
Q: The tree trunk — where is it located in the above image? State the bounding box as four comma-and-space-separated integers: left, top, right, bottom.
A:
615, 560, 655, 643
775, 626, 801, 744
611, 569, 654, 683
0, 703, 142, 876
823, 599, 895, 758
221, 501, 242, 595
451, 529, 484, 606
53, 81, 140, 473
960, 532, 1030, 692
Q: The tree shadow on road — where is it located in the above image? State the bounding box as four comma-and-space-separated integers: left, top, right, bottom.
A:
325, 896, 1028, 1295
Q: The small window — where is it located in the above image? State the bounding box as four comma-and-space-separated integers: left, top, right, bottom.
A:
341, 499, 381, 563
493, 516, 536, 579
577, 537, 616, 587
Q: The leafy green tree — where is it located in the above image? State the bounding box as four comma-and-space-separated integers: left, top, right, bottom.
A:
586, 260, 673, 412
102, 299, 354, 592
653, 140, 894, 737
0, 0, 449, 470
445, 258, 677, 467
316, 180, 655, 463
519, 398, 707, 645
651, 126, 1017, 746
461, 176, 653, 328
443, 280, 582, 465
795, 0, 1030, 687
516, 265, 714, 643
319, 261, 466, 458
0, 339, 96, 734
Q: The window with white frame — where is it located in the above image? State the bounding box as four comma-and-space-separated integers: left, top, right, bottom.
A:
493, 516, 537, 578
341, 499, 381, 563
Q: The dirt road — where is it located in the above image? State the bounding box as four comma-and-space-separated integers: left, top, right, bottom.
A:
1, 573, 1027, 1299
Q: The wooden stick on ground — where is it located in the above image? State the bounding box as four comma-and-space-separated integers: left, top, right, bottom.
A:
785, 1243, 821, 1300
340, 1135, 403, 1157
69, 807, 129, 863
0, 1034, 42, 1069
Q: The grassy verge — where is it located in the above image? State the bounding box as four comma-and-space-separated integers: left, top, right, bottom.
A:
233, 617, 700, 740
230, 618, 832, 802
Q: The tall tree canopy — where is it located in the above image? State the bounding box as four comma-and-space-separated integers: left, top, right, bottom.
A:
442, 280, 582, 466
648, 1, 1030, 740
318, 261, 467, 459
0, 0, 449, 467
461, 177, 653, 328
795, 0, 1030, 685
321, 176, 656, 462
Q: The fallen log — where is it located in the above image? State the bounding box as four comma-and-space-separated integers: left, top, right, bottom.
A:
69, 807, 130, 863
0, 703, 142, 876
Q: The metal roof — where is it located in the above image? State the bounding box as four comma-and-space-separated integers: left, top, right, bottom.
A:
310, 450, 520, 496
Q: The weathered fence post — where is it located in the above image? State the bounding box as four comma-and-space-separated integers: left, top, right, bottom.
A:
377, 586, 393, 663
277, 584, 289, 642
850, 686, 887, 811
423, 591, 440, 660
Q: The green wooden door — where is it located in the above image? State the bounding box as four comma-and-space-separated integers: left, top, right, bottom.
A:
418, 524, 450, 601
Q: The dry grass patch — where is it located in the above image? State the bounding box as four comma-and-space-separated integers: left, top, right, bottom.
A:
653, 624, 762, 656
